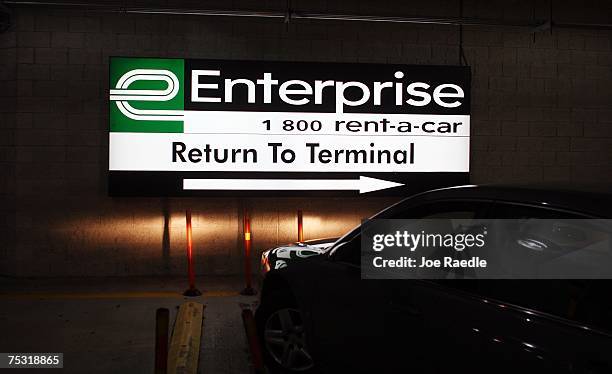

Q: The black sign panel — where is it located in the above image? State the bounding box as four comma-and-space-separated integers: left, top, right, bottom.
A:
109, 57, 471, 197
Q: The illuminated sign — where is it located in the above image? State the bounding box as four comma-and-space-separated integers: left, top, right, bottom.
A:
109, 57, 470, 196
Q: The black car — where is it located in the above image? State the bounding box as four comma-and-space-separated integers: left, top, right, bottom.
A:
255, 185, 612, 374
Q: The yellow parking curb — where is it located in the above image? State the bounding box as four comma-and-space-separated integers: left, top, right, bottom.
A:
168, 302, 204, 374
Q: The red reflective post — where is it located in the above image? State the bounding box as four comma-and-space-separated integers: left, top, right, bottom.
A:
241, 308, 265, 373
241, 210, 256, 295
183, 209, 201, 296
297, 210, 304, 243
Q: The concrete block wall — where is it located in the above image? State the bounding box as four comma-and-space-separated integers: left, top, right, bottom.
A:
0, 20, 16, 276
0, 0, 611, 276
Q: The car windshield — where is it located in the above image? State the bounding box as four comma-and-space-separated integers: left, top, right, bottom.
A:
324, 198, 409, 254
325, 225, 361, 254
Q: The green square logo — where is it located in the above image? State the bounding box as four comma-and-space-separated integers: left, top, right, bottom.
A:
109, 57, 184, 133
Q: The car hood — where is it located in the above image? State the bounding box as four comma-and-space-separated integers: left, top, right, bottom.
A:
261, 238, 337, 273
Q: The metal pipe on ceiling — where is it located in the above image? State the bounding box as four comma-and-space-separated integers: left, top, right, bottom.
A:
4, 0, 612, 31
0, 1, 546, 29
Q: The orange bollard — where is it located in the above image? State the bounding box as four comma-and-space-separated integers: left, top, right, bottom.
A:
241, 308, 265, 374
183, 209, 202, 297
297, 209, 304, 243
241, 210, 256, 295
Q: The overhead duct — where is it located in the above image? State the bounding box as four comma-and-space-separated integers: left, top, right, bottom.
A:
2, 1, 543, 30
3, 1, 612, 31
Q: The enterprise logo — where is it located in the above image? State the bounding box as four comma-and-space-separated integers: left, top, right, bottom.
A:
109, 57, 185, 132
110, 68, 183, 122
191, 70, 465, 113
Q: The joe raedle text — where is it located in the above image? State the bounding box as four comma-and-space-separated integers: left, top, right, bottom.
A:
372, 255, 487, 269
362, 225, 489, 278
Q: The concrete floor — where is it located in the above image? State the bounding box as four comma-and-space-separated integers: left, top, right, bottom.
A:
0, 276, 257, 374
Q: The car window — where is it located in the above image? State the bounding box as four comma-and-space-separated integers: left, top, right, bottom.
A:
498, 219, 610, 255
490, 202, 592, 219
331, 234, 361, 265
487, 203, 612, 277
384, 200, 491, 220
327, 225, 360, 257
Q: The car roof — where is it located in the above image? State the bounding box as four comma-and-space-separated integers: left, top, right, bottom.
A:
392, 184, 612, 217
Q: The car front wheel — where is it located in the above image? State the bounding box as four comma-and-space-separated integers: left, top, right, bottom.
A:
257, 292, 315, 373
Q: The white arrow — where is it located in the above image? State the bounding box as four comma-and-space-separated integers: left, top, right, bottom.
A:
183, 176, 403, 194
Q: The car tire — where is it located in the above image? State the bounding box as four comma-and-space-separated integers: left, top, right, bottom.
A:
256, 291, 316, 374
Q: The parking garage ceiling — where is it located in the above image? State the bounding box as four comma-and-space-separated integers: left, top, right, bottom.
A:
2, 0, 612, 32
